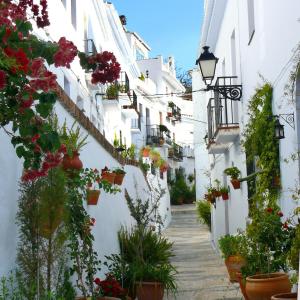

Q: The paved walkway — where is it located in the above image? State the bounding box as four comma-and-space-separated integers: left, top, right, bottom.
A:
164, 204, 242, 300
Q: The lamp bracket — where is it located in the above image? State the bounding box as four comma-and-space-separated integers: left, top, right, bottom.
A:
277, 113, 295, 129
205, 76, 242, 101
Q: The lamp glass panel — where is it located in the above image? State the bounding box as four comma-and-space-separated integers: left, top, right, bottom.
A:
199, 59, 217, 79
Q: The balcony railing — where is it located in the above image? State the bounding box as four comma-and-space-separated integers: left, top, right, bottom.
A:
207, 89, 239, 143
168, 143, 183, 161
146, 125, 171, 146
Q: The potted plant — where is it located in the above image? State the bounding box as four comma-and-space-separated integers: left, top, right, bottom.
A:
101, 167, 116, 184
149, 149, 161, 162
240, 208, 296, 300
106, 83, 120, 100
94, 275, 125, 299
220, 186, 229, 200
60, 121, 88, 171
271, 293, 297, 300
113, 167, 126, 185
224, 167, 241, 189
159, 160, 168, 173
140, 146, 151, 158
218, 234, 246, 283
139, 159, 150, 175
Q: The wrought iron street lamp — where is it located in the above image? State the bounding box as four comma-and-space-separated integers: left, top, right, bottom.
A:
196, 46, 242, 101
272, 113, 295, 139
274, 118, 285, 139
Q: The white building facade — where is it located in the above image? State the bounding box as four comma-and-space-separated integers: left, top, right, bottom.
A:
193, 0, 300, 246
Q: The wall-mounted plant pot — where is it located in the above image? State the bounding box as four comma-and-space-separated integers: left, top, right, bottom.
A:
135, 281, 164, 300
114, 173, 125, 185
230, 179, 241, 189
271, 293, 297, 300
142, 148, 150, 157
221, 192, 229, 200
246, 273, 291, 300
213, 191, 222, 198
62, 151, 83, 171
225, 255, 246, 282
101, 172, 116, 184
272, 175, 281, 188
86, 189, 100, 205
167, 112, 173, 117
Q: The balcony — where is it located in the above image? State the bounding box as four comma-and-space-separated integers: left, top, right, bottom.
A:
207, 85, 240, 149
168, 143, 183, 161
146, 124, 170, 146
167, 102, 181, 122
122, 90, 138, 118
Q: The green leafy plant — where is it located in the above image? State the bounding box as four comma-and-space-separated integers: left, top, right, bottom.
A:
224, 167, 241, 179
60, 121, 88, 154
106, 83, 120, 99
218, 234, 244, 259
220, 186, 229, 193
195, 200, 211, 230
113, 167, 126, 175
139, 159, 150, 174
187, 174, 194, 183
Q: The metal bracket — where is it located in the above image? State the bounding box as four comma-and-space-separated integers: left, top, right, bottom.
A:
278, 113, 295, 129
207, 85, 243, 101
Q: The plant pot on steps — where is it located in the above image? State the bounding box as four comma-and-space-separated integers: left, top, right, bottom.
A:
135, 281, 164, 300
246, 273, 291, 300
62, 151, 83, 171
271, 293, 297, 300
225, 255, 246, 282
237, 272, 249, 300
230, 178, 241, 189
86, 189, 100, 205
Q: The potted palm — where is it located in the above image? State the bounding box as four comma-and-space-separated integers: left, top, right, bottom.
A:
60, 121, 88, 171
218, 234, 246, 283
224, 167, 241, 189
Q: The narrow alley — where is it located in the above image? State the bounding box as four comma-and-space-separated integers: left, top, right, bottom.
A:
164, 205, 242, 300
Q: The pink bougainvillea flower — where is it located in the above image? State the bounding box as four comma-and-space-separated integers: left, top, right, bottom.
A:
53, 37, 78, 68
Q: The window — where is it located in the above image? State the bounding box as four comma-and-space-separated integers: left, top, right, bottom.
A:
71, 0, 77, 29
247, 0, 255, 44
64, 76, 70, 97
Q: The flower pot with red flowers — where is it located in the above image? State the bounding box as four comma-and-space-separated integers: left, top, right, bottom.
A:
101, 167, 116, 184
140, 146, 151, 158
94, 275, 125, 300
220, 186, 229, 200
218, 234, 245, 282
113, 167, 126, 185
86, 189, 100, 205
224, 167, 241, 189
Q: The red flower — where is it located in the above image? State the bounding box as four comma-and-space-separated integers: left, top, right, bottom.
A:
277, 211, 283, 217
31, 134, 40, 143
266, 207, 273, 213
53, 37, 77, 68
0, 70, 6, 90
94, 278, 101, 285
282, 222, 289, 229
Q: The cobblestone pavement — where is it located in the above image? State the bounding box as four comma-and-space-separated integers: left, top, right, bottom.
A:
163, 204, 242, 300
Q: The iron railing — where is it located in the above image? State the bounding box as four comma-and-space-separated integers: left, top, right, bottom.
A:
146, 125, 170, 146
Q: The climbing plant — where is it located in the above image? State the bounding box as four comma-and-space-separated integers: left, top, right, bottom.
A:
242, 83, 280, 212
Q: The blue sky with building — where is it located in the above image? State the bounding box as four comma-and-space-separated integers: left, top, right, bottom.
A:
111, 0, 204, 72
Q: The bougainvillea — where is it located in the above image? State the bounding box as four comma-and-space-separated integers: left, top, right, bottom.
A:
79, 51, 121, 85
0, 0, 121, 181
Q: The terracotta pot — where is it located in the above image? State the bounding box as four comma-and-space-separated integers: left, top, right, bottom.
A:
237, 272, 249, 300
142, 148, 150, 157
136, 281, 164, 300
114, 173, 125, 185
231, 178, 241, 189
225, 255, 246, 282
272, 176, 281, 188
246, 273, 291, 300
271, 293, 297, 300
86, 189, 100, 205
221, 192, 229, 200
97, 297, 121, 300
101, 172, 116, 184
62, 151, 83, 171
167, 112, 173, 117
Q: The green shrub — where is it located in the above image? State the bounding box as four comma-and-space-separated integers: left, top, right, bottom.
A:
170, 175, 195, 204
195, 200, 211, 230
218, 234, 243, 259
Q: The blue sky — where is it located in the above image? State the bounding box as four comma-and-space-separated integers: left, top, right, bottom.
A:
111, 0, 204, 72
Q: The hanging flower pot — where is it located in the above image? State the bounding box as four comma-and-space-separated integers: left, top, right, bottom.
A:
86, 189, 100, 205
221, 192, 229, 200
230, 179, 241, 189
62, 151, 83, 171
101, 172, 116, 184
114, 173, 125, 185
246, 273, 291, 300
